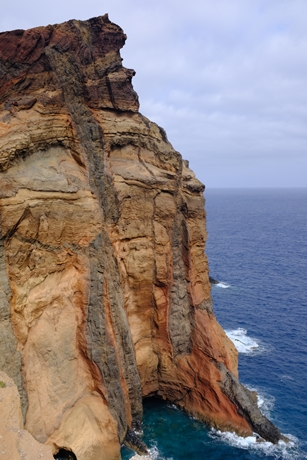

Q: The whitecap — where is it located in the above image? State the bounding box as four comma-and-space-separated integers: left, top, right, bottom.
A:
214, 282, 230, 289
209, 429, 306, 459
280, 374, 295, 382
225, 328, 259, 354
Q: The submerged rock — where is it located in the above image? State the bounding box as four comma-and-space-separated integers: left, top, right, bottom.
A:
0, 15, 285, 459
209, 275, 220, 284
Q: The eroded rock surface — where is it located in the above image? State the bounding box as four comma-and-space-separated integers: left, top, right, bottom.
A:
0, 15, 284, 459
0, 370, 54, 460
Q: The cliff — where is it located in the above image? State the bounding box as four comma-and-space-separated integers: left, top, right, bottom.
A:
0, 370, 54, 460
0, 15, 285, 460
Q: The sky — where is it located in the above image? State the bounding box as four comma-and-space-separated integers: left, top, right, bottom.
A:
0, 0, 306, 188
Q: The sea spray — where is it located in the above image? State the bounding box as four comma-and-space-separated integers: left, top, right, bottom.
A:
225, 328, 260, 353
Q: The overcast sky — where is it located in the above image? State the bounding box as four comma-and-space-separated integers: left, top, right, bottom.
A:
1, 0, 306, 188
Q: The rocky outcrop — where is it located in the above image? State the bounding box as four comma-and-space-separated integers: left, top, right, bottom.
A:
209, 275, 220, 285
216, 363, 288, 443
0, 15, 284, 459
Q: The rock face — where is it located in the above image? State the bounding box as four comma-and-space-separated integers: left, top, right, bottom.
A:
0, 15, 284, 459
0, 370, 54, 460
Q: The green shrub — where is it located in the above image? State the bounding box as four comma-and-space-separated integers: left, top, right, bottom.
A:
0, 381, 6, 388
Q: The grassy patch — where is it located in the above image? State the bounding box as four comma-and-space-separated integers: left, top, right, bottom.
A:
0, 381, 6, 388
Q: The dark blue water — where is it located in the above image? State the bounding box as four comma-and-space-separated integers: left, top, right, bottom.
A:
122, 188, 307, 460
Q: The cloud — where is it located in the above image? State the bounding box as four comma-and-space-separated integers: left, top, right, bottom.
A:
1, 0, 306, 187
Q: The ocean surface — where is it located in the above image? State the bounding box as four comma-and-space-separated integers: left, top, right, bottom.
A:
121, 188, 307, 460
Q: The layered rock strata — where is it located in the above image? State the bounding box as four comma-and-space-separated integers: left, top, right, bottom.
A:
0, 15, 285, 460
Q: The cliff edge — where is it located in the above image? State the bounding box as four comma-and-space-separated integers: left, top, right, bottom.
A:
0, 15, 285, 459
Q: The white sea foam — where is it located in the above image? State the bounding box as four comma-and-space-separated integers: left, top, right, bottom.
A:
245, 385, 275, 418
280, 374, 295, 382
215, 282, 230, 289
130, 447, 172, 460
225, 328, 260, 353
148, 445, 173, 460
168, 403, 179, 411
209, 429, 306, 459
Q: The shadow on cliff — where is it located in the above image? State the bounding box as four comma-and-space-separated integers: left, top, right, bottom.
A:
54, 449, 77, 460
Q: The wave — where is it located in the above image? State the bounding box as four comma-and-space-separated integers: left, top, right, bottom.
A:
245, 384, 275, 418
148, 445, 173, 460
209, 383, 305, 459
213, 281, 230, 289
209, 430, 306, 459
129, 446, 172, 460
225, 328, 260, 354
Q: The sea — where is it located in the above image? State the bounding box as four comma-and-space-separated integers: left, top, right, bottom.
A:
121, 188, 307, 460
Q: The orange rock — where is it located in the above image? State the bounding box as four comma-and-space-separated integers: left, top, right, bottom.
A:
0, 15, 285, 459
